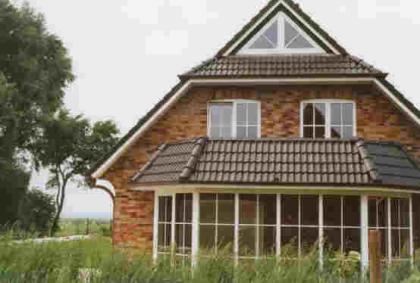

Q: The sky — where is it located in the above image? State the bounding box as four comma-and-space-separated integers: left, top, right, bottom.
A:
23, 0, 420, 219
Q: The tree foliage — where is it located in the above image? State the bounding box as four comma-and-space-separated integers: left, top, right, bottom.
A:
17, 189, 56, 236
34, 111, 119, 233
0, 0, 73, 225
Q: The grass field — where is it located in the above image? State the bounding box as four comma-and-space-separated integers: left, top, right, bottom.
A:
57, 219, 112, 237
0, 235, 419, 282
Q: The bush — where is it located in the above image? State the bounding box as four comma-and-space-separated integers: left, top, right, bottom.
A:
17, 189, 56, 236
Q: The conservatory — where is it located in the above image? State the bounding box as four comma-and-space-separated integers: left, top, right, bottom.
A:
131, 138, 420, 268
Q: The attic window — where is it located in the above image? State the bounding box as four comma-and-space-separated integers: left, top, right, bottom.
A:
240, 12, 323, 55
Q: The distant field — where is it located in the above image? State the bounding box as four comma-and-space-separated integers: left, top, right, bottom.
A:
57, 218, 111, 237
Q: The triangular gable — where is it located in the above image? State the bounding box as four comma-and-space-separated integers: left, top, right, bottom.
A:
239, 11, 324, 55
217, 0, 347, 56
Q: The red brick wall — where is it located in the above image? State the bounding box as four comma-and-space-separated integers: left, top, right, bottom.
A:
103, 84, 420, 250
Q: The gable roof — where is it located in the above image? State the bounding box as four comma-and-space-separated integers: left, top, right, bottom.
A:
181, 55, 385, 79
132, 138, 420, 189
89, 0, 420, 180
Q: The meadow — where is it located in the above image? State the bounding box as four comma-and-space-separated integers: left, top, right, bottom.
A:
1, 234, 420, 283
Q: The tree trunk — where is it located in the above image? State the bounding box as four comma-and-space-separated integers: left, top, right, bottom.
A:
51, 174, 68, 236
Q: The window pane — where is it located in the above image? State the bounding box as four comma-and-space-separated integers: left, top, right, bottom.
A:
301, 195, 318, 226
259, 195, 276, 225
176, 194, 192, 223
221, 105, 232, 127
378, 198, 388, 228
315, 127, 325, 139
248, 103, 259, 125
240, 195, 257, 225
301, 228, 318, 253
303, 126, 313, 138
247, 126, 258, 138
210, 105, 221, 125
159, 196, 172, 223
239, 226, 256, 256
200, 225, 215, 251
210, 126, 220, 139
331, 126, 342, 138
287, 35, 314, 49
218, 194, 235, 224
391, 199, 399, 227
284, 21, 299, 46
221, 126, 232, 139
342, 103, 354, 125
324, 196, 341, 226
281, 227, 299, 255
265, 21, 278, 45
200, 194, 216, 224
324, 228, 341, 252
259, 226, 276, 256
343, 126, 354, 138
237, 126, 246, 139
303, 103, 314, 125
185, 194, 192, 222
368, 199, 377, 227
400, 229, 410, 258
250, 35, 275, 49
344, 228, 360, 253
158, 223, 171, 252
331, 103, 341, 125
391, 229, 399, 257
400, 199, 410, 228
218, 225, 234, 250
343, 196, 360, 227
237, 103, 247, 125
282, 195, 298, 225
314, 103, 326, 125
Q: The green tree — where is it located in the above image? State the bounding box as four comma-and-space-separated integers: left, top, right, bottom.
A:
17, 189, 56, 236
0, 0, 73, 224
34, 111, 119, 234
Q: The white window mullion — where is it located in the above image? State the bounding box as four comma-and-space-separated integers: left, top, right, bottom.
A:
256, 195, 260, 259
298, 195, 301, 258
192, 193, 200, 267
409, 195, 414, 266
232, 102, 237, 139
340, 196, 344, 254
171, 194, 176, 254
276, 194, 281, 258
326, 102, 331, 139
319, 195, 324, 270
387, 197, 392, 264
360, 195, 369, 271
153, 193, 159, 262
234, 194, 239, 265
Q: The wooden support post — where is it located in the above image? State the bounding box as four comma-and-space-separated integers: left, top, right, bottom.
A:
369, 230, 382, 283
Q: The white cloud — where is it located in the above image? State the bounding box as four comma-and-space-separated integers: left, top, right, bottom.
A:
357, 0, 420, 23
169, 0, 218, 24
145, 30, 189, 55
122, 0, 165, 24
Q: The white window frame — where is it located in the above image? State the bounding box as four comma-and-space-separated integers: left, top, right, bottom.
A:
300, 99, 357, 139
207, 100, 261, 139
239, 11, 324, 55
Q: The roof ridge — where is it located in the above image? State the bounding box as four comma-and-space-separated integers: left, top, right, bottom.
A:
179, 137, 208, 181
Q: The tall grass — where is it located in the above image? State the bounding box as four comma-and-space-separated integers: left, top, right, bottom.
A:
0, 235, 418, 283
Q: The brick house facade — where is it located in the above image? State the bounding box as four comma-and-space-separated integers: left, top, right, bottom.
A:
91, 0, 420, 268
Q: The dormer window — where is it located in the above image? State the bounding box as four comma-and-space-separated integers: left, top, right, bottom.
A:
301, 100, 356, 139
208, 100, 261, 139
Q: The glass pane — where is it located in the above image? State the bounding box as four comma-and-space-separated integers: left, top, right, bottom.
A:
175, 224, 184, 252
301, 228, 318, 254
343, 196, 360, 227
378, 198, 388, 228
391, 229, 400, 257
185, 224, 192, 252
281, 195, 298, 225
379, 229, 388, 259
200, 194, 216, 224
250, 35, 275, 49
331, 103, 341, 125
284, 21, 299, 46
210, 105, 221, 125
248, 103, 259, 124
237, 126, 247, 139
368, 199, 377, 227
324, 196, 341, 226
281, 227, 299, 256
158, 223, 171, 251
331, 126, 342, 138
400, 199, 410, 228
239, 226, 256, 256
200, 225, 215, 251
315, 127, 325, 139
265, 21, 278, 45
210, 126, 220, 139
259, 226, 276, 256
218, 194, 235, 224
221, 126, 232, 139
237, 103, 247, 125
301, 195, 318, 226
343, 126, 354, 138
247, 126, 258, 138
221, 105, 232, 126
287, 35, 314, 49
303, 103, 314, 125
218, 225, 234, 251
159, 196, 172, 223
314, 103, 326, 125
303, 127, 313, 138
391, 199, 399, 227
324, 228, 341, 252
342, 103, 354, 125
343, 228, 360, 253
400, 229, 410, 258
240, 195, 257, 225
185, 194, 192, 223
176, 194, 191, 223
259, 195, 276, 225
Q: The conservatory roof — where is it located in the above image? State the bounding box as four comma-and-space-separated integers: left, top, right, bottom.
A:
131, 138, 420, 189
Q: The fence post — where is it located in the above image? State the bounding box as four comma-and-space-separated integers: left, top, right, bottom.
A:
369, 230, 382, 283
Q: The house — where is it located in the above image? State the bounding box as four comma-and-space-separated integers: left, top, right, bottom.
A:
89, 0, 420, 269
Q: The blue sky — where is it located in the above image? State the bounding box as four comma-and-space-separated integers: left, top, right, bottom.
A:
24, 0, 420, 219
